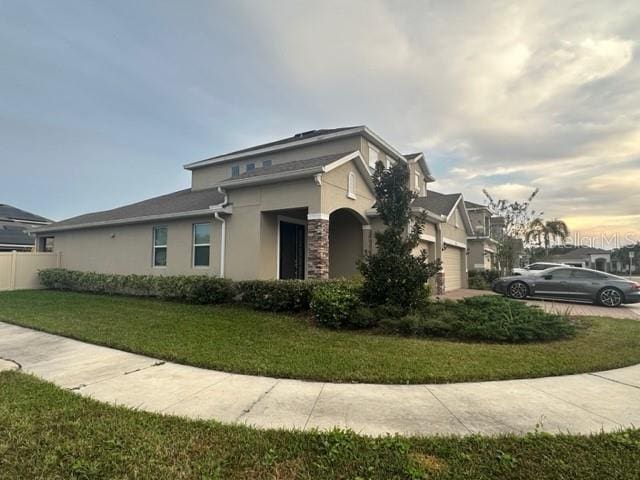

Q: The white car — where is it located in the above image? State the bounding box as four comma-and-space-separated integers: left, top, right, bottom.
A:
512, 262, 567, 276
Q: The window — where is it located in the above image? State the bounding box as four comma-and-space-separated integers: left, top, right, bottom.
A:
153, 226, 167, 267
262, 159, 272, 168
368, 145, 379, 169
192, 223, 211, 267
414, 172, 421, 191
572, 270, 605, 280
39, 236, 54, 252
246, 163, 255, 172
231, 165, 240, 177
347, 172, 356, 199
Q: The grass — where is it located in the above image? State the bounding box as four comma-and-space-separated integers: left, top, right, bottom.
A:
1, 371, 639, 479
1, 290, 640, 384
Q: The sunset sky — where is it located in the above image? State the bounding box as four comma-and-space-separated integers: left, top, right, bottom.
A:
2, 0, 639, 247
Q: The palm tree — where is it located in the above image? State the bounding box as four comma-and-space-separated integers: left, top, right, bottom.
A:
525, 219, 570, 252
546, 220, 570, 247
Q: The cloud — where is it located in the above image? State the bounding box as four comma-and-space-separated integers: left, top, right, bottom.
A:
2, 0, 639, 246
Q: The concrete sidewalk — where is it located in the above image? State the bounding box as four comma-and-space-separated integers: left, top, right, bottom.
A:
1, 321, 639, 437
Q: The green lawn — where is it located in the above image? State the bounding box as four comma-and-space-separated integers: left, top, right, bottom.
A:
1, 290, 640, 384
1, 371, 639, 479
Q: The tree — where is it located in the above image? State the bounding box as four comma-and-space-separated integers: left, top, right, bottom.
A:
483, 188, 542, 240
525, 219, 570, 252
358, 161, 441, 309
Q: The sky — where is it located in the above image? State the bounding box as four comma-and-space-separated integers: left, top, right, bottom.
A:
2, 0, 639, 248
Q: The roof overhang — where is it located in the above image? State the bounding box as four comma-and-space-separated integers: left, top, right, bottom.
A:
184, 126, 408, 170
0, 243, 34, 249
33, 206, 233, 234
366, 206, 445, 223
217, 151, 376, 194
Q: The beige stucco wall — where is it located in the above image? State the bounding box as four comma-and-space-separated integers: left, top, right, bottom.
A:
329, 209, 363, 278
468, 240, 491, 270
441, 206, 469, 244
46, 216, 222, 276
320, 160, 375, 216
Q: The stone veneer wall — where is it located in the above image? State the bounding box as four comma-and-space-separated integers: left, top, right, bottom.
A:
307, 219, 329, 279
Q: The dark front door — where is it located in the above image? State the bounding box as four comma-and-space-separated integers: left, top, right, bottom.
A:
279, 221, 305, 279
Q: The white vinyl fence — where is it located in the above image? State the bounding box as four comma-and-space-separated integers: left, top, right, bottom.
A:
0, 252, 61, 291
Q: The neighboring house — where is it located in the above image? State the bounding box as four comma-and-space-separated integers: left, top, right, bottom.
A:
544, 247, 612, 272
0, 204, 51, 252
465, 201, 499, 271
35, 126, 473, 291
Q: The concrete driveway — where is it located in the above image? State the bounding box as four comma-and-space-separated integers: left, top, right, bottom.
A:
2, 321, 640, 437
442, 289, 640, 320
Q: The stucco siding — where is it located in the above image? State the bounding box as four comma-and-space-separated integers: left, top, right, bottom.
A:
47, 217, 222, 276
321, 159, 375, 217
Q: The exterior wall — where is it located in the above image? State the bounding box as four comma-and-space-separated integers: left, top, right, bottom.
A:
225, 177, 320, 280
329, 209, 364, 278
191, 136, 362, 190
320, 160, 375, 216
468, 239, 493, 270
45, 217, 222, 276
441, 206, 469, 245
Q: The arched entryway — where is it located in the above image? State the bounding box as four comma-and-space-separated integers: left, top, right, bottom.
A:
329, 208, 365, 278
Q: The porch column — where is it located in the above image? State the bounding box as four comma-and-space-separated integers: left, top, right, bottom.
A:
307, 213, 330, 279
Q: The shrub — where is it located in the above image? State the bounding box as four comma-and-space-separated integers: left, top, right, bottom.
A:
310, 281, 363, 329
450, 295, 576, 342
468, 270, 501, 290
38, 269, 235, 304
379, 295, 576, 343
237, 280, 323, 312
358, 161, 440, 309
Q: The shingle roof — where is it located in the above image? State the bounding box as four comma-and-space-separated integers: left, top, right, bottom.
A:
0, 221, 35, 246
413, 190, 462, 217
464, 200, 487, 210
40, 188, 226, 231
0, 204, 50, 223
553, 247, 611, 257
205, 127, 362, 162
224, 152, 354, 182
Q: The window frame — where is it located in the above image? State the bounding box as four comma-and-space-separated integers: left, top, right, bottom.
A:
262, 159, 272, 168
368, 145, 379, 169
152, 226, 168, 268
246, 163, 255, 172
231, 165, 240, 177
192, 222, 211, 268
347, 171, 357, 199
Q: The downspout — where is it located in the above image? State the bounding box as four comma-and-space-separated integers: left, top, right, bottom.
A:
212, 187, 228, 278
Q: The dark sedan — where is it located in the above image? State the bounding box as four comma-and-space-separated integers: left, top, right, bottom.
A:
492, 266, 640, 307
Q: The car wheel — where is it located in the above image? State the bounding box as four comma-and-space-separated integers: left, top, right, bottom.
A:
598, 288, 623, 307
507, 281, 529, 299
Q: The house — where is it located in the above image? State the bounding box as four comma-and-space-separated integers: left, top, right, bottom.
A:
464, 201, 499, 271
35, 126, 473, 292
544, 247, 612, 272
0, 204, 51, 252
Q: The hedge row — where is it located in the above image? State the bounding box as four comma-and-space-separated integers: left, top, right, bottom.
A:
38, 269, 341, 311
38, 268, 235, 305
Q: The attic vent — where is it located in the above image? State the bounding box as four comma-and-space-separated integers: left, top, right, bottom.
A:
294, 130, 318, 138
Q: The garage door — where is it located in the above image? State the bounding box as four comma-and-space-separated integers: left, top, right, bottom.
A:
442, 246, 464, 291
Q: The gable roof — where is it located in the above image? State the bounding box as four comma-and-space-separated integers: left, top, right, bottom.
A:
413, 191, 462, 217
464, 200, 488, 210
184, 126, 407, 170
0, 204, 50, 224
36, 188, 227, 233
403, 152, 435, 182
